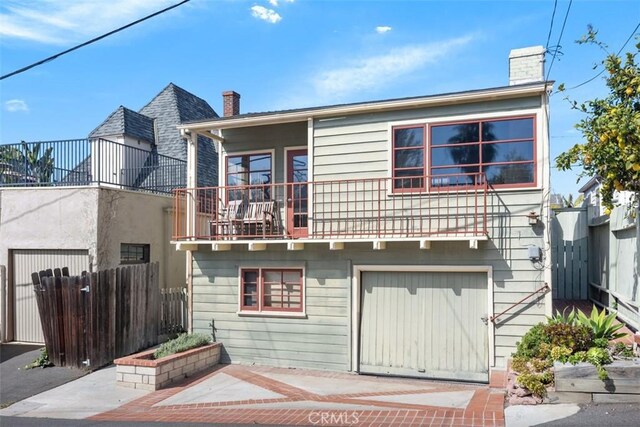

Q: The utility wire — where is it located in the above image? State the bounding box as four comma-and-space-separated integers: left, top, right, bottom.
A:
0, 0, 190, 81
545, 0, 573, 81
565, 21, 640, 91
545, 0, 558, 50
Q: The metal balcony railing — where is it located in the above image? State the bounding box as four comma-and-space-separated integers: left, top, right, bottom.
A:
0, 139, 186, 194
173, 173, 488, 241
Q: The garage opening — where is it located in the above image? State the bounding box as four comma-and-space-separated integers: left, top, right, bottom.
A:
11, 249, 90, 343
359, 270, 489, 382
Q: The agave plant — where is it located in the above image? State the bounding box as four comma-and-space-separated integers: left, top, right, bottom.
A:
546, 307, 578, 326
576, 306, 626, 340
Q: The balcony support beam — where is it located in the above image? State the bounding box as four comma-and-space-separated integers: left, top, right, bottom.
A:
176, 242, 198, 252
287, 242, 304, 251
373, 240, 386, 250
419, 239, 431, 250
248, 242, 267, 251
469, 239, 479, 249
212, 243, 231, 251
329, 241, 344, 250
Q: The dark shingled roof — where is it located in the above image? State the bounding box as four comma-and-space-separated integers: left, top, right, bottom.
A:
89, 106, 155, 142
138, 83, 219, 187
87, 83, 219, 188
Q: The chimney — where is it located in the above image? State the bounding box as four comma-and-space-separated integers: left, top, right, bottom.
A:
509, 46, 546, 85
222, 91, 241, 116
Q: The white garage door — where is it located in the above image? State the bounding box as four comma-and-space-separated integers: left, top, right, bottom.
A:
360, 271, 489, 382
12, 249, 90, 343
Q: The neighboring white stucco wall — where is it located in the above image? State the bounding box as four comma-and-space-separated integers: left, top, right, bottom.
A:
96, 187, 185, 289
0, 187, 100, 269
0, 186, 185, 289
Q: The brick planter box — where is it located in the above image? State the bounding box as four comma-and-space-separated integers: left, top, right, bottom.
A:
114, 342, 222, 390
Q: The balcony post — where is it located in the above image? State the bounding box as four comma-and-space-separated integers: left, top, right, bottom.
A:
186, 131, 198, 240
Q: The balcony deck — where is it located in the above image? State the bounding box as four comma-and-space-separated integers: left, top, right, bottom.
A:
173, 173, 489, 250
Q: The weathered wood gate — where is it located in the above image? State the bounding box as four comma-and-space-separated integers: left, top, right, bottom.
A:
551, 208, 589, 300
32, 263, 160, 369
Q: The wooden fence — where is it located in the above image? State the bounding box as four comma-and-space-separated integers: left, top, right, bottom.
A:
551, 208, 589, 300
32, 263, 161, 369
160, 287, 187, 335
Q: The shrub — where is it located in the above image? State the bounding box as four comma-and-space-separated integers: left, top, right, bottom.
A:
542, 323, 593, 352
592, 337, 609, 349
511, 356, 529, 373
514, 323, 550, 359
516, 372, 552, 397
568, 351, 587, 365
576, 306, 626, 340
550, 346, 573, 363
154, 333, 211, 360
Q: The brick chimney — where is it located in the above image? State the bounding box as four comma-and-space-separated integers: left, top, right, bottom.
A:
509, 46, 546, 85
222, 91, 240, 116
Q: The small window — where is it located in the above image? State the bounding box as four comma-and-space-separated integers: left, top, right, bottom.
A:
240, 268, 304, 313
120, 243, 150, 264
392, 126, 426, 192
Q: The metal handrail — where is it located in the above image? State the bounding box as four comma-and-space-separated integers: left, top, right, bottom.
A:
489, 283, 550, 323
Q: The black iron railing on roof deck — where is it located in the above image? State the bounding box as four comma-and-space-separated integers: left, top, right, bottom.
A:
0, 139, 186, 194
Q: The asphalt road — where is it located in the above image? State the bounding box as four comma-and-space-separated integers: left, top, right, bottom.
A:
538, 402, 640, 426
0, 343, 86, 408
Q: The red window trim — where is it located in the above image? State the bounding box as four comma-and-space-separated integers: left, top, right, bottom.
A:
391, 124, 427, 193
239, 268, 304, 313
427, 115, 537, 190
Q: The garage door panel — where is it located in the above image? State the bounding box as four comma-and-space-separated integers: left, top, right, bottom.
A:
12, 249, 89, 343
360, 271, 488, 382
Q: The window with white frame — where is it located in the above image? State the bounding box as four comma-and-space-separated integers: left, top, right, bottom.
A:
240, 268, 303, 313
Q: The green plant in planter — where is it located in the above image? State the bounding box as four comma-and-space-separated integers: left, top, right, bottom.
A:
586, 347, 612, 380
576, 306, 626, 340
550, 346, 573, 363
154, 333, 211, 360
546, 308, 577, 326
613, 342, 635, 358
514, 323, 550, 359
543, 323, 593, 352
516, 371, 553, 397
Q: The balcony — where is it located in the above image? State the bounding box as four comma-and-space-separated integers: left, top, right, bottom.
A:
173, 173, 489, 249
0, 139, 186, 194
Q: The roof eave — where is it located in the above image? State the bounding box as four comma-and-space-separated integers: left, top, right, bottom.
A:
178, 82, 552, 132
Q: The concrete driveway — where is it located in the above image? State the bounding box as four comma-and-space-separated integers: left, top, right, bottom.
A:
2, 363, 505, 425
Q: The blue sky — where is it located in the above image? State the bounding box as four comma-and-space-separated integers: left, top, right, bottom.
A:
1, 0, 638, 196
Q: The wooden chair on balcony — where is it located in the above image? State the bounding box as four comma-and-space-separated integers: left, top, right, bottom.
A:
210, 199, 279, 239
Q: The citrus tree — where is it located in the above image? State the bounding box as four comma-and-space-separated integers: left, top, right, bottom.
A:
555, 29, 640, 211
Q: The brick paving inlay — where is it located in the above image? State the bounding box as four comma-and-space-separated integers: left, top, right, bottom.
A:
90, 364, 505, 426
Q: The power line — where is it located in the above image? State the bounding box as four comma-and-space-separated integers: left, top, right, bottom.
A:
545, 0, 573, 81
565, 21, 640, 91
545, 0, 558, 50
0, 0, 190, 81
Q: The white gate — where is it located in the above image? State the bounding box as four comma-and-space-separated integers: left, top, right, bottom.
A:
12, 249, 89, 343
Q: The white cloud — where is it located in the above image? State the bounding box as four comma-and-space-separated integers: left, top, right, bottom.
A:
268, 0, 279, 6
376, 26, 392, 34
251, 5, 282, 23
5, 99, 29, 113
0, 0, 178, 45
312, 35, 475, 100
